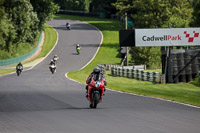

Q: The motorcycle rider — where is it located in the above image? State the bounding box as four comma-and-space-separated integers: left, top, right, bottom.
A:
85, 66, 107, 98
53, 55, 59, 63
49, 59, 56, 72
76, 44, 81, 54
16, 62, 23, 75
66, 22, 71, 30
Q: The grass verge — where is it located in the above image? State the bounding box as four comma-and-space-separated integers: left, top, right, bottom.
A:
57, 14, 200, 107
0, 24, 57, 75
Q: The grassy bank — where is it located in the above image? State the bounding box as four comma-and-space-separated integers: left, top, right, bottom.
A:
36, 24, 57, 58
0, 24, 57, 75
56, 14, 200, 107
0, 31, 41, 60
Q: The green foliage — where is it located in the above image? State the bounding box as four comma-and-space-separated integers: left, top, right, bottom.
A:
0, 1, 16, 52
129, 47, 161, 68
0, 0, 58, 59
114, 0, 193, 28
90, 0, 116, 13
166, 0, 193, 28
112, 0, 133, 15
131, 0, 170, 28
1, 0, 40, 55
54, 0, 89, 11
0, 50, 12, 59
190, 0, 200, 26
30, 0, 59, 29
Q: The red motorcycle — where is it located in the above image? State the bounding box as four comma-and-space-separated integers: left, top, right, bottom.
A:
88, 74, 105, 108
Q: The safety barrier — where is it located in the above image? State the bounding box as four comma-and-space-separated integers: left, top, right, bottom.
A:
98, 64, 122, 73
98, 64, 162, 83
0, 33, 42, 66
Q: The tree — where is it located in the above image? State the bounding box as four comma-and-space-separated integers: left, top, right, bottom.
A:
0, 0, 16, 52
30, 0, 59, 30
0, 0, 59, 58
90, 0, 117, 14
131, 0, 170, 28
112, 0, 133, 15
166, 0, 193, 28
4, 0, 39, 45
190, 0, 200, 27
53, 0, 88, 11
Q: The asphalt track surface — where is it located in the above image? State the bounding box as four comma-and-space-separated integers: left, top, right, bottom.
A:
0, 19, 200, 133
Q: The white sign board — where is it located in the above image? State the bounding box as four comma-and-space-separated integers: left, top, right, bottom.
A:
135, 28, 200, 47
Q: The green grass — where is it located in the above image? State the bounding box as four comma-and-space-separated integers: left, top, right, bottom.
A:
0, 24, 57, 75
57, 14, 200, 107
36, 24, 57, 58
146, 69, 162, 72
0, 69, 15, 75
105, 71, 200, 106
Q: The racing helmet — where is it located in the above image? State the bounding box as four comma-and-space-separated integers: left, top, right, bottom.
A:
93, 66, 100, 74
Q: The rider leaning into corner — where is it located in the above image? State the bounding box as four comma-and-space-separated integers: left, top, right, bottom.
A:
85, 66, 107, 98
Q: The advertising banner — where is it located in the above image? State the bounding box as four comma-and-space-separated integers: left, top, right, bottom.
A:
135, 28, 200, 47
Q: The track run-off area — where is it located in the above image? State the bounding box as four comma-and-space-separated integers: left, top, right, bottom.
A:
0, 19, 200, 133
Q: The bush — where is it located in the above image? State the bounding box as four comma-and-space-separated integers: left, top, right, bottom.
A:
129, 47, 161, 68
0, 50, 12, 59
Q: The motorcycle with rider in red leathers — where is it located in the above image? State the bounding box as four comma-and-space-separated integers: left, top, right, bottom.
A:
86, 67, 107, 108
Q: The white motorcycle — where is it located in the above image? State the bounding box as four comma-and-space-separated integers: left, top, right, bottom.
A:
49, 64, 56, 74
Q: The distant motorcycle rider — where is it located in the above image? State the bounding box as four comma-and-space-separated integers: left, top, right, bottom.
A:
66, 22, 71, 30
53, 55, 59, 63
76, 44, 81, 54
85, 66, 107, 98
16, 62, 23, 76
16, 62, 23, 70
49, 59, 56, 72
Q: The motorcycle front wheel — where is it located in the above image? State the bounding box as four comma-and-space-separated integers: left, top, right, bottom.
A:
93, 93, 99, 108
90, 104, 93, 108
17, 70, 21, 76
50, 68, 54, 74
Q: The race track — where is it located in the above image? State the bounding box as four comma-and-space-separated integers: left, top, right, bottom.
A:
0, 19, 200, 133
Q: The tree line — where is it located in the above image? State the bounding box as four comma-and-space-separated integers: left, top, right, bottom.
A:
0, 0, 59, 59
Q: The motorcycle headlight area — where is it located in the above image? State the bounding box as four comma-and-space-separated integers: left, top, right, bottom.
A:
95, 82, 101, 88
